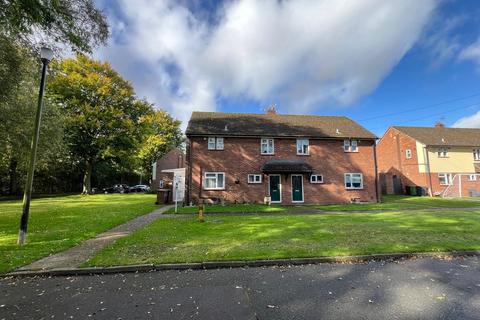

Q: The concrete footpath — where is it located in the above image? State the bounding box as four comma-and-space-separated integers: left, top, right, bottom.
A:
1, 256, 479, 319
17, 205, 172, 271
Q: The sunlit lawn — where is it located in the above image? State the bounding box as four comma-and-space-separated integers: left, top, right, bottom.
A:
87, 209, 480, 267
0, 193, 158, 273
166, 195, 480, 214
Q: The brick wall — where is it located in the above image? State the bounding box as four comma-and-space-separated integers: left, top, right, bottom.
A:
377, 127, 431, 194
186, 136, 378, 204
152, 148, 185, 191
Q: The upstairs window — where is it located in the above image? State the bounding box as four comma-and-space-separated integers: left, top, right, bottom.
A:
297, 139, 309, 155
468, 174, 477, 181
208, 137, 224, 150
438, 147, 448, 158
345, 173, 363, 189
261, 138, 274, 154
310, 174, 323, 184
474, 148, 480, 161
248, 174, 262, 184
204, 172, 225, 190
344, 139, 358, 152
405, 149, 412, 159
438, 173, 453, 185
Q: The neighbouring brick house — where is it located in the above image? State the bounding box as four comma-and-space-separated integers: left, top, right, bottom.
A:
185, 110, 379, 205
377, 124, 480, 197
151, 147, 185, 191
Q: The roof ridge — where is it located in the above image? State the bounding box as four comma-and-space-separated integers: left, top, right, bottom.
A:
191, 111, 350, 119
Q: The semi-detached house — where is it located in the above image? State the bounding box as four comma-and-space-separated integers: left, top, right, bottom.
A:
377, 124, 480, 197
185, 110, 379, 205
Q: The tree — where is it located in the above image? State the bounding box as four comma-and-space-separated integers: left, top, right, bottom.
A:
47, 54, 151, 194
137, 109, 183, 177
0, 36, 67, 195
0, 0, 108, 52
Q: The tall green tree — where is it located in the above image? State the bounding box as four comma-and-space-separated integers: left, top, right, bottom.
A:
137, 109, 183, 176
0, 36, 67, 194
47, 54, 151, 194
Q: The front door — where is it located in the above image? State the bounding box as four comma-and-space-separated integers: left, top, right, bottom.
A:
269, 175, 281, 203
291, 175, 304, 202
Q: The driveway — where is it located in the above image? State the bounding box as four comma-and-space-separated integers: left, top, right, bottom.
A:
1, 256, 479, 319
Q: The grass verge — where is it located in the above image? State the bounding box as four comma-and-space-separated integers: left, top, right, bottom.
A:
165, 195, 480, 214
0, 193, 158, 273
86, 209, 480, 267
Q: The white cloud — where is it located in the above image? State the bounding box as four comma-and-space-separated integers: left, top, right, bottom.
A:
458, 38, 480, 70
95, 0, 437, 127
453, 110, 480, 128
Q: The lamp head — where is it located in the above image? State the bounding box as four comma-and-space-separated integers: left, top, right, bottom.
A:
40, 47, 53, 62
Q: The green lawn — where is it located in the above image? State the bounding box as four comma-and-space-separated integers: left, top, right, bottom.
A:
166, 195, 480, 214
0, 193, 158, 273
87, 209, 480, 267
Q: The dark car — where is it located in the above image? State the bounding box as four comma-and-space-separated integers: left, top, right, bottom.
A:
103, 184, 130, 194
129, 184, 150, 193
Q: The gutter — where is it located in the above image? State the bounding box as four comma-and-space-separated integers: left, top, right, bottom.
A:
373, 142, 380, 203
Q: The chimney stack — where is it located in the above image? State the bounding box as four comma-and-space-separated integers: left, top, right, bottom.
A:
435, 122, 445, 128
265, 104, 277, 116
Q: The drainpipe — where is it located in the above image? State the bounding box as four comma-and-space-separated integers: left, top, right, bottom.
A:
424, 146, 433, 197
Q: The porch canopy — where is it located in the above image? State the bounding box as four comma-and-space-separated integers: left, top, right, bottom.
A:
261, 159, 313, 173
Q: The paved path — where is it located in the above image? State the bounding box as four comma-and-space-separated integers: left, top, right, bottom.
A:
1, 256, 479, 319
18, 205, 173, 271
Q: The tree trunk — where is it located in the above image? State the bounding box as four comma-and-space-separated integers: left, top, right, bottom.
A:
82, 161, 93, 195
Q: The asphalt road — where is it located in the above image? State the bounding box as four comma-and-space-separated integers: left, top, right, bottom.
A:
1, 256, 480, 320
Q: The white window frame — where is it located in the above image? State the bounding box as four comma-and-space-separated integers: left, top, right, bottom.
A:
310, 174, 323, 184
158, 180, 165, 189
468, 174, 477, 181
296, 139, 309, 155
344, 139, 358, 152
405, 149, 412, 159
261, 138, 274, 155
207, 137, 224, 150
344, 173, 363, 189
203, 172, 225, 190
438, 147, 448, 158
474, 148, 480, 161
438, 173, 453, 186
248, 174, 262, 184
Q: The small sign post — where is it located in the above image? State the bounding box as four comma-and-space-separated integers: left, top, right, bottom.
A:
198, 204, 205, 222
174, 177, 179, 213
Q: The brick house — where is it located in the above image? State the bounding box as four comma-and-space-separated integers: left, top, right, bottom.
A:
377, 124, 480, 196
151, 147, 185, 191
185, 110, 379, 205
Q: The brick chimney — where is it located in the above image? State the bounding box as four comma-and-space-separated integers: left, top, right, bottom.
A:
265, 104, 277, 116
435, 122, 445, 128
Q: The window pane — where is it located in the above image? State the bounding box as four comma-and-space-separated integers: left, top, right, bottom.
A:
217, 174, 224, 188
205, 177, 216, 188
474, 149, 480, 160
351, 140, 358, 151
216, 137, 224, 150
343, 140, 350, 151
208, 137, 216, 150
345, 174, 352, 187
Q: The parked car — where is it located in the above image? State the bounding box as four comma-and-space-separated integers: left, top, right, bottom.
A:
103, 184, 130, 194
129, 184, 150, 193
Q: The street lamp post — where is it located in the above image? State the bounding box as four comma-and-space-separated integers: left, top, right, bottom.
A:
17, 47, 53, 245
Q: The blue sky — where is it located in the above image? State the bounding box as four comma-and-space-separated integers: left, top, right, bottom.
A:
94, 0, 480, 135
